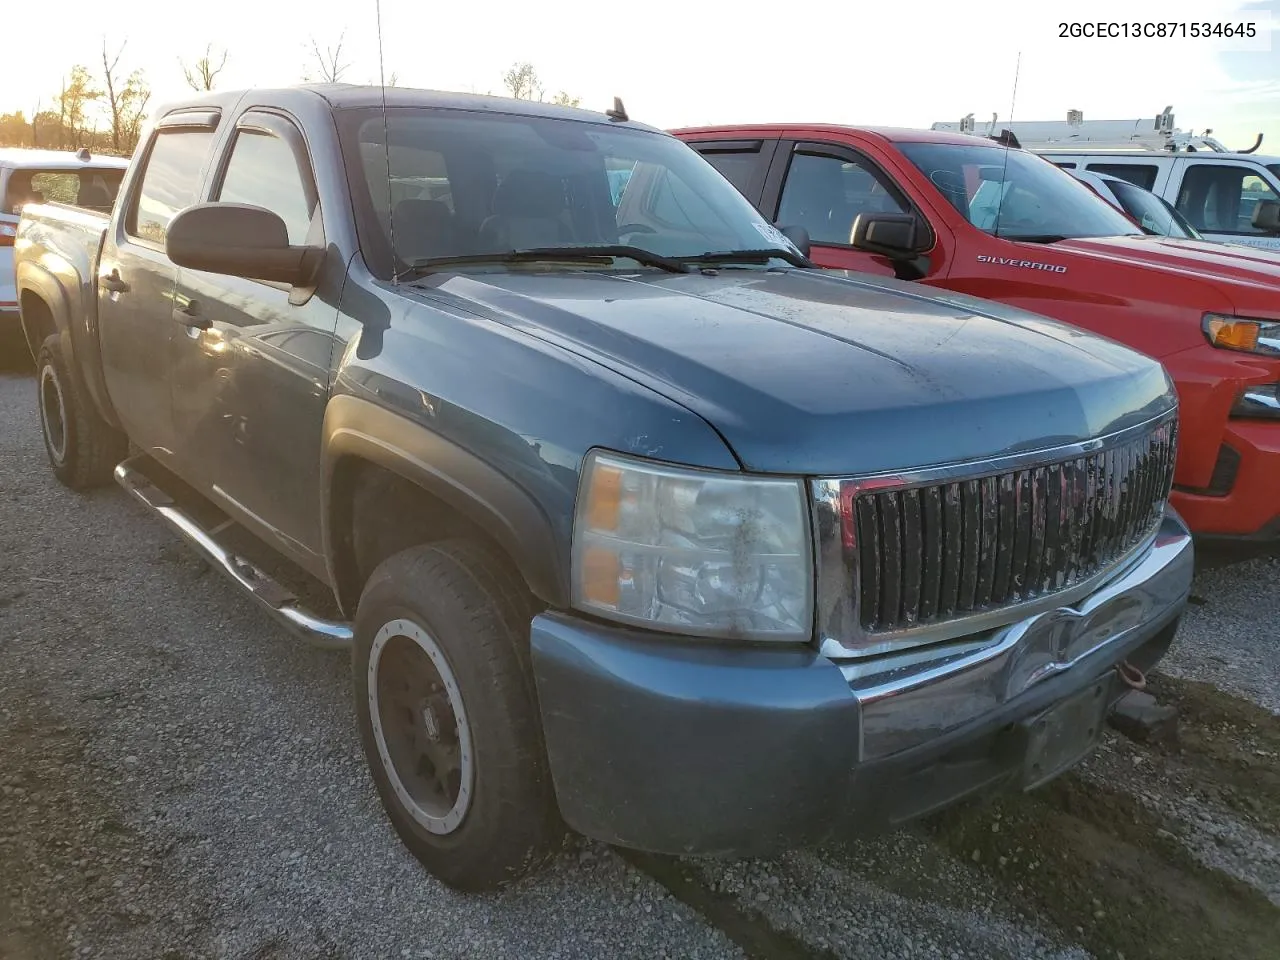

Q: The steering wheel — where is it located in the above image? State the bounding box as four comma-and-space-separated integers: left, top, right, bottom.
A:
617, 223, 657, 236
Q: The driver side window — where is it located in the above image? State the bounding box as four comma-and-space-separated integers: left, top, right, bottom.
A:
216, 129, 316, 245
777, 152, 909, 246
1176, 164, 1280, 235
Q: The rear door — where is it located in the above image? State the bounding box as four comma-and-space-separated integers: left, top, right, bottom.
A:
168, 108, 339, 562
759, 139, 920, 277
681, 138, 777, 206
98, 111, 220, 455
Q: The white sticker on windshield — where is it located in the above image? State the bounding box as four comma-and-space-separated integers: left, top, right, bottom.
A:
753, 221, 796, 251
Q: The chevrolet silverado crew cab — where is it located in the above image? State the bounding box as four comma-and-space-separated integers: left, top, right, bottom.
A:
673, 126, 1280, 544
16, 86, 1191, 891
1, 148, 128, 338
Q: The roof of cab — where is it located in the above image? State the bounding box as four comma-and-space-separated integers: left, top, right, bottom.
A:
670, 123, 1010, 147
153, 84, 666, 135
0, 148, 131, 170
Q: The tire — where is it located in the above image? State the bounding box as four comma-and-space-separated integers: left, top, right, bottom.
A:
352, 539, 564, 891
35, 334, 129, 490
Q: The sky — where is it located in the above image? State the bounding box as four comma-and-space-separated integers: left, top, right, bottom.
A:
5, 0, 1278, 154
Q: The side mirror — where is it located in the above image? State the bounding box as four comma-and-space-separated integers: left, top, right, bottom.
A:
850, 213, 921, 258
1252, 199, 1280, 235
776, 224, 811, 259
166, 203, 322, 286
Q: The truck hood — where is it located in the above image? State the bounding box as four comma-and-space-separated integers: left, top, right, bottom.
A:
410, 268, 1174, 475
1053, 235, 1280, 307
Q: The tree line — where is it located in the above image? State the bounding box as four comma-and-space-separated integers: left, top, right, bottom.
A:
0, 35, 581, 157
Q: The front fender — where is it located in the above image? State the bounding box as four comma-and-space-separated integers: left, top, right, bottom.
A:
321, 393, 567, 610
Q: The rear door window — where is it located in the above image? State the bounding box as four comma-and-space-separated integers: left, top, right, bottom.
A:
1085, 163, 1159, 191
686, 141, 773, 200
128, 130, 214, 244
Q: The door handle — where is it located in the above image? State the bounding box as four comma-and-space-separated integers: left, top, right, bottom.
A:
99, 269, 130, 294
172, 301, 211, 330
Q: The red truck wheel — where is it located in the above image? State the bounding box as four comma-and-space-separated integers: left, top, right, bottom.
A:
35, 335, 128, 490
351, 539, 565, 891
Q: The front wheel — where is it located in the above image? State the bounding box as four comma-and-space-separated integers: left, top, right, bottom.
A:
352, 540, 564, 891
35, 334, 128, 490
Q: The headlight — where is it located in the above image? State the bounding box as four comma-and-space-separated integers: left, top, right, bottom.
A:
1232, 383, 1280, 419
1202, 314, 1280, 356
572, 450, 812, 642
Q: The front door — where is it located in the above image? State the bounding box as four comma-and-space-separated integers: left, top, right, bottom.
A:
98, 120, 218, 455
1169, 160, 1280, 250
168, 111, 340, 565
762, 142, 917, 277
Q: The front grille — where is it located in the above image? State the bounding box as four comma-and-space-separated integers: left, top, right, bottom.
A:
851, 419, 1178, 632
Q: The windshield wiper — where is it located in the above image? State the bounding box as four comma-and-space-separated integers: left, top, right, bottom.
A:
678, 247, 812, 268
405, 245, 691, 277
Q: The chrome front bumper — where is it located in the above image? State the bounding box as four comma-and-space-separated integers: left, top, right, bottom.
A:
841, 512, 1193, 761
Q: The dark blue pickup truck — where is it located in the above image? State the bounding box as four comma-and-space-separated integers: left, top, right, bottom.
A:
14, 84, 1192, 891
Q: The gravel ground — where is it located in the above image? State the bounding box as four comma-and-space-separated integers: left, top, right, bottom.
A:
2, 361, 1277, 960
1161, 555, 1280, 714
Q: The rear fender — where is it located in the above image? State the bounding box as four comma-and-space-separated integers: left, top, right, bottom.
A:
16, 251, 120, 429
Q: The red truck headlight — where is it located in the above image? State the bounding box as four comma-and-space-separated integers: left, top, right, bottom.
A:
1202, 314, 1280, 357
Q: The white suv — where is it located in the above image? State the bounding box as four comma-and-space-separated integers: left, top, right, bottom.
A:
1, 148, 129, 330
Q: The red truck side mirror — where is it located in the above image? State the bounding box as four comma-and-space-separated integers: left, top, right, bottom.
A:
165, 202, 323, 287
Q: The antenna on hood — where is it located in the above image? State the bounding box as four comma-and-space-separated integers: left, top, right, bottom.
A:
991, 51, 1021, 240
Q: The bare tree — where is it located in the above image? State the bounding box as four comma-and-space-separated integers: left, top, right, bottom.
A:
101, 40, 151, 154
501, 62, 543, 101
305, 32, 350, 83
181, 44, 228, 91
550, 91, 582, 107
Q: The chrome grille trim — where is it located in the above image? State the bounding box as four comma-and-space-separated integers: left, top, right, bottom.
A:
811, 408, 1179, 659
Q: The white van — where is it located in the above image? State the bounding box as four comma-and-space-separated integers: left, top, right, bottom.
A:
1040, 151, 1280, 250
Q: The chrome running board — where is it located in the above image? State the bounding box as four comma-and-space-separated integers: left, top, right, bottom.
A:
114, 457, 353, 650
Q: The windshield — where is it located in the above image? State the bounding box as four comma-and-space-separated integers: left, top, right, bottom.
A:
1108, 179, 1201, 239
341, 108, 798, 277
898, 142, 1142, 240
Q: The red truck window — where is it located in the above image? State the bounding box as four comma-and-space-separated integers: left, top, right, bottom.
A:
777, 152, 909, 246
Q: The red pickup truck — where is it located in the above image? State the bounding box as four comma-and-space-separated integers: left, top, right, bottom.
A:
671, 125, 1280, 544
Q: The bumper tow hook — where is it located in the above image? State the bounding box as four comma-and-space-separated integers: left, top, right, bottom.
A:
1116, 659, 1147, 691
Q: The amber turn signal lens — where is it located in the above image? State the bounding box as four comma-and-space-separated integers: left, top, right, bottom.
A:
579, 546, 621, 607
585, 465, 623, 531
1205, 318, 1260, 352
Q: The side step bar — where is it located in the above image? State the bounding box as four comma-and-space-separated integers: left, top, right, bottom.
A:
114, 457, 353, 651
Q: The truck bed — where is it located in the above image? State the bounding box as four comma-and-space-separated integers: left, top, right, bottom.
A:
13, 201, 111, 397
